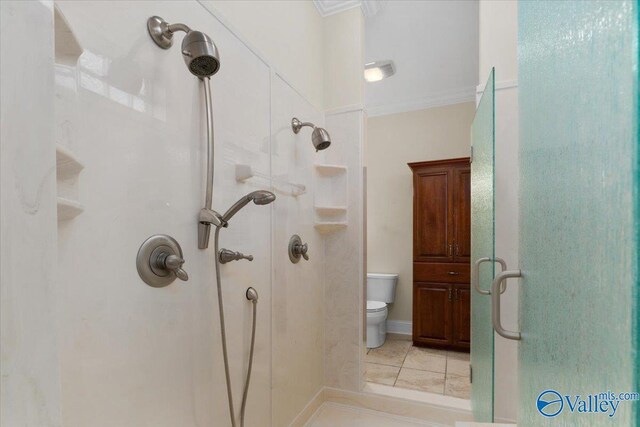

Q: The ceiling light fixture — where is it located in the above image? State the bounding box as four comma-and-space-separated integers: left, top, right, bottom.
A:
364, 60, 396, 82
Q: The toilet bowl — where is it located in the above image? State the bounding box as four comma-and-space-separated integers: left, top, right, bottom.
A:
366, 273, 398, 349
366, 301, 388, 348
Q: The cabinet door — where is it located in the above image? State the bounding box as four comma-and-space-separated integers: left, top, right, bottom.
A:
413, 167, 453, 262
453, 165, 471, 263
413, 283, 452, 346
452, 285, 471, 349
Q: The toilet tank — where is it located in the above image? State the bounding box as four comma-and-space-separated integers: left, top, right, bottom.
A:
367, 273, 398, 303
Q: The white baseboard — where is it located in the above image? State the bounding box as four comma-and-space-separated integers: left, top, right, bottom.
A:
387, 320, 412, 335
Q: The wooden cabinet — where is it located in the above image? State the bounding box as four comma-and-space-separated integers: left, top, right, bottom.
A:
409, 158, 470, 351
412, 283, 470, 349
452, 286, 471, 347
413, 283, 452, 345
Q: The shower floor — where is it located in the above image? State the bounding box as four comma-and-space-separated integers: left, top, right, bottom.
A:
364, 335, 470, 399
305, 403, 440, 426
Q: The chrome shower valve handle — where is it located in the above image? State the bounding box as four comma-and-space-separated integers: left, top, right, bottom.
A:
296, 243, 309, 260
156, 253, 189, 281
219, 248, 254, 264
288, 234, 309, 263
136, 234, 188, 287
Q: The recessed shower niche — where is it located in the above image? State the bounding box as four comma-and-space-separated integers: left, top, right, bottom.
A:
54, 6, 84, 222
314, 163, 348, 233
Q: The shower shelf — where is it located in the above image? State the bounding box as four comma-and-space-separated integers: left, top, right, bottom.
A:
314, 222, 347, 234
235, 164, 306, 196
314, 164, 347, 176
315, 206, 347, 216
56, 144, 84, 179
57, 197, 84, 221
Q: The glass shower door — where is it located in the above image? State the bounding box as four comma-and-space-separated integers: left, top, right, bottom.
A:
470, 68, 495, 422
519, 1, 638, 424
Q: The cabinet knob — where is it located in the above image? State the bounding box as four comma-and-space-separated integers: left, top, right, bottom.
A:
448, 271, 460, 276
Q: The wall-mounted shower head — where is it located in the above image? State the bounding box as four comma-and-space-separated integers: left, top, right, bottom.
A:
181, 31, 220, 77
291, 118, 331, 151
221, 190, 276, 224
147, 16, 220, 78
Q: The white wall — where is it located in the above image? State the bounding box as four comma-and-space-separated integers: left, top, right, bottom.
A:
323, 7, 365, 112
319, 6, 367, 392
204, 0, 325, 110
0, 1, 327, 426
1, 2, 366, 425
479, 0, 518, 83
366, 103, 475, 323
271, 75, 326, 427
1, 2, 62, 425
478, 0, 518, 423
55, 2, 274, 425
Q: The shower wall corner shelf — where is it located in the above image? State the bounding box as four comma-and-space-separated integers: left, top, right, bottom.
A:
314, 163, 348, 234
56, 144, 84, 178
55, 144, 84, 222
315, 206, 347, 216
314, 222, 347, 234
235, 163, 306, 197
54, 5, 83, 65
314, 163, 347, 176
57, 197, 84, 221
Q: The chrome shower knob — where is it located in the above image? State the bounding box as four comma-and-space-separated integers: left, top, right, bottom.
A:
137, 234, 189, 287
289, 234, 310, 263
219, 248, 254, 264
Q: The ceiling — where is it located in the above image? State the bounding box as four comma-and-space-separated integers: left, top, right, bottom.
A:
364, 1, 479, 117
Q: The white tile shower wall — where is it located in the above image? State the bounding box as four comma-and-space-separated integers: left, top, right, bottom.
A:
0, 2, 62, 425
53, 1, 275, 425
323, 110, 366, 391
271, 74, 326, 427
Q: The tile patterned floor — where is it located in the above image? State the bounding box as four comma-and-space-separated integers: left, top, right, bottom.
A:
364, 337, 471, 399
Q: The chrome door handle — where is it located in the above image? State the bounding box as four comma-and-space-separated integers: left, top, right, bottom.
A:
448, 271, 460, 276
448, 244, 453, 256
491, 269, 522, 340
472, 257, 507, 295
448, 288, 453, 301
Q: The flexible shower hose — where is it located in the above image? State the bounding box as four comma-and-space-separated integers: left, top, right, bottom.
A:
213, 226, 258, 427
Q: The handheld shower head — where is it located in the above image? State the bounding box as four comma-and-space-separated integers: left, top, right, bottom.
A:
291, 118, 331, 151
147, 16, 220, 78
221, 190, 276, 224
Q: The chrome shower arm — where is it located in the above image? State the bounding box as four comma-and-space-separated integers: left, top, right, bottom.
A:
291, 117, 315, 133
167, 22, 191, 34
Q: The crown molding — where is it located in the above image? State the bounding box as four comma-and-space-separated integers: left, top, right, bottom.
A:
313, 0, 383, 17
476, 79, 519, 94
365, 86, 476, 117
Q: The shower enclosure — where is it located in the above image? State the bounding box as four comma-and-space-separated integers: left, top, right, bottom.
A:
470, 68, 496, 422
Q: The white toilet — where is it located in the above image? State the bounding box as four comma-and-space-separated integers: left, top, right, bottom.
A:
366, 273, 398, 349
